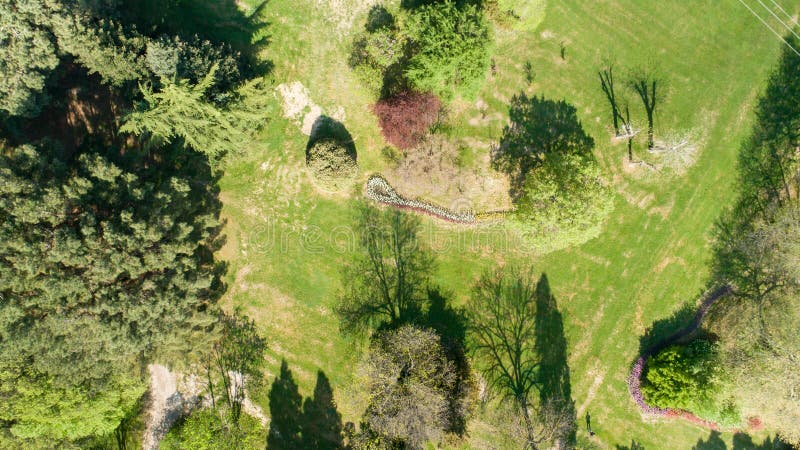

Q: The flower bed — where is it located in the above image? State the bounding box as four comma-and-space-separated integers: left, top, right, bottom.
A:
627, 286, 738, 430
365, 175, 477, 223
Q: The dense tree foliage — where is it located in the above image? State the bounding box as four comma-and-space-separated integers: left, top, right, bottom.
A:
121, 65, 269, 163
641, 340, 721, 412
697, 35, 800, 444
161, 407, 265, 450
0, 1, 268, 445
0, 144, 223, 383
494, 94, 613, 249
404, 0, 490, 99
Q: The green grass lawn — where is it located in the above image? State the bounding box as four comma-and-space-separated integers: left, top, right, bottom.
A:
219, 0, 795, 447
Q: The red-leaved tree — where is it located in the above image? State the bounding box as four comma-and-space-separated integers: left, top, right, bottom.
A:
373, 91, 441, 150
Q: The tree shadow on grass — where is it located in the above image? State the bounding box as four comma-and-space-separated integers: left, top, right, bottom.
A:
422, 287, 472, 436
534, 274, 577, 446
637, 302, 699, 358
266, 360, 343, 450
616, 440, 646, 450
492, 93, 595, 200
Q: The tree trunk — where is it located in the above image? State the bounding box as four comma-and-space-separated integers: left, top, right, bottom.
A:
519, 397, 538, 450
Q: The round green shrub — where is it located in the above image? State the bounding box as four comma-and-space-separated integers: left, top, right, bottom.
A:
307, 138, 358, 190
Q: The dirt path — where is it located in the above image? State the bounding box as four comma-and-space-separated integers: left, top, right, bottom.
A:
627, 285, 732, 428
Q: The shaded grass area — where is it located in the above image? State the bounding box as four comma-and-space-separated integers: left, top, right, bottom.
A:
218, 0, 796, 447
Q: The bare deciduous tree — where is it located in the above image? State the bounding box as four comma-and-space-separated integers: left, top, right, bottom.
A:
628, 67, 661, 150
336, 204, 434, 333
468, 266, 540, 448
357, 325, 456, 449
204, 310, 266, 424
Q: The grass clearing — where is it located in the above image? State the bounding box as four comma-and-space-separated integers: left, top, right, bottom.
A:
220, 0, 796, 446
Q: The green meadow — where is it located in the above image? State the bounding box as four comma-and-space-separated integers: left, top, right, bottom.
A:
220, 0, 795, 447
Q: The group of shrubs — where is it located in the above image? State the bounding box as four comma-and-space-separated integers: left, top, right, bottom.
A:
351, 1, 491, 150
307, 1, 493, 189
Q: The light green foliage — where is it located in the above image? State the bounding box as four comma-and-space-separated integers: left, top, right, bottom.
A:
404, 0, 490, 99
487, 0, 546, 31
161, 408, 265, 450
707, 37, 800, 444
121, 65, 270, 162
0, 366, 144, 444
494, 94, 613, 251
0, 0, 59, 117
307, 138, 358, 190
641, 340, 719, 412
349, 26, 405, 96
515, 152, 613, 250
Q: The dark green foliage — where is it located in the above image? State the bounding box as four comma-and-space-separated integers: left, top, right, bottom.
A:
0, 1, 60, 117
161, 407, 266, 450
0, 143, 224, 438
494, 94, 613, 249
640, 340, 718, 411
335, 204, 434, 333
305, 116, 358, 190
404, 0, 490, 99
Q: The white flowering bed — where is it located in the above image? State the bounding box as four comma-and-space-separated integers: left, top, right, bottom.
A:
365, 175, 477, 224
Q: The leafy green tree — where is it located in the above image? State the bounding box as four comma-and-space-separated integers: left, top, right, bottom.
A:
0, 364, 144, 445
50, 14, 147, 86
161, 407, 265, 450
121, 64, 269, 162
404, 0, 490, 99
349, 25, 405, 96
640, 340, 719, 411
516, 151, 613, 249
335, 204, 434, 333
494, 94, 613, 250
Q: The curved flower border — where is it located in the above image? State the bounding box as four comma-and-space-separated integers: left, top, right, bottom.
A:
627, 285, 736, 430
365, 175, 478, 223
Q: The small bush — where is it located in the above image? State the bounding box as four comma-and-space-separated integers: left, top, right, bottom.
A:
641, 339, 719, 412
373, 91, 441, 149
349, 27, 405, 96
307, 138, 357, 190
